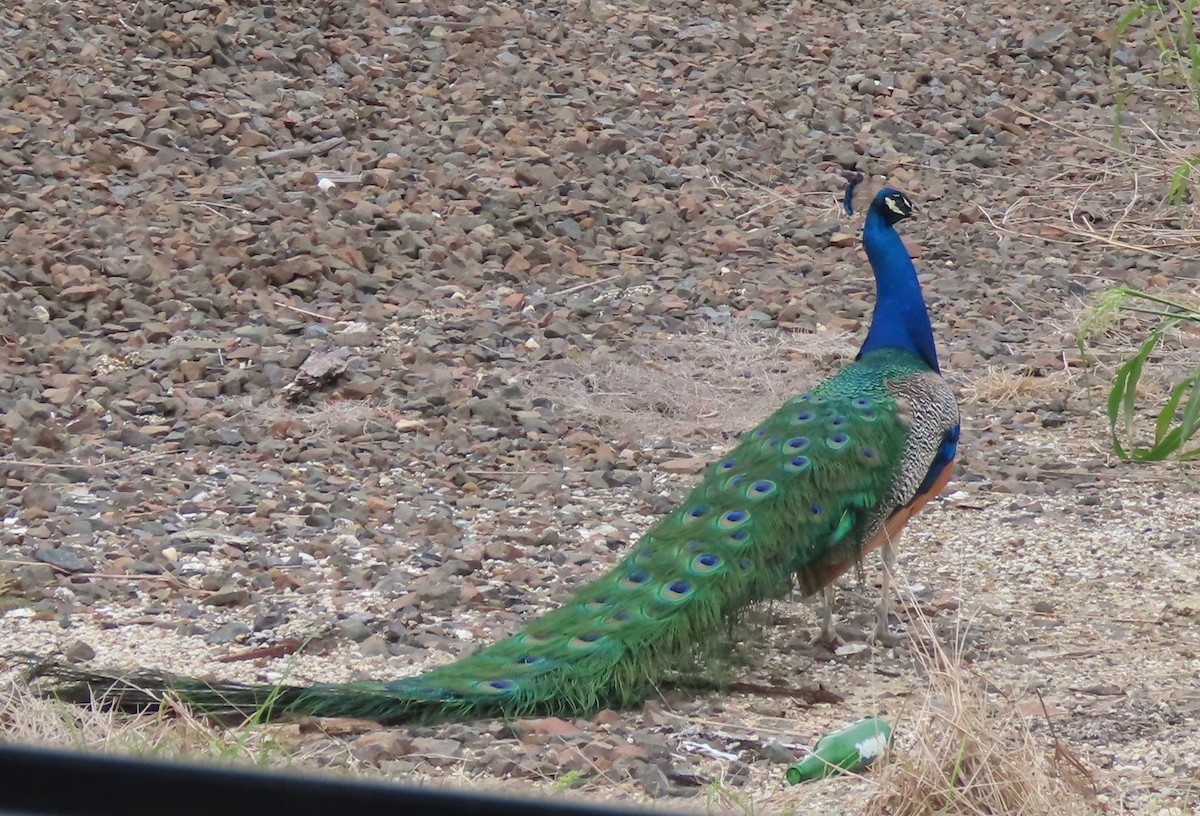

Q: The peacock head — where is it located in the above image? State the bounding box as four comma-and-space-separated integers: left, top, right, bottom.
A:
842, 175, 916, 226
871, 188, 916, 226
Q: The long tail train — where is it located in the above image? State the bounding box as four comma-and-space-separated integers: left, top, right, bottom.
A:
19, 181, 959, 726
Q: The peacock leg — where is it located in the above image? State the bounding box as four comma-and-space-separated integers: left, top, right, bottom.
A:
809, 585, 846, 648
870, 544, 902, 646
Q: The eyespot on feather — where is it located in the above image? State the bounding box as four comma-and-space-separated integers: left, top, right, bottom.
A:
747, 479, 777, 500
784, 455, 812, 474
568, 632, 603, 649
605, 608, 631, 624
480, 679, 516, 692
727, 529, 750, 546
827, 433, 850, 450
659, 581, 692, 601
718, 509, 749, 529
621, 570, 650, 590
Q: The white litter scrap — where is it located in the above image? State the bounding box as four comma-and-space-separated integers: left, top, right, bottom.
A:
681, 740, 739, 761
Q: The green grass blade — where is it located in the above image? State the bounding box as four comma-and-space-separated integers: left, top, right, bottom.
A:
1166, 156, 1198, 204
1175, 373, 1200, 453
1112, 89, 1132, 148
1107, 342, 1145, 459
1107, 320, 1181, 460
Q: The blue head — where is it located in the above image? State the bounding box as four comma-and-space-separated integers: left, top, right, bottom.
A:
844, 179, 916, 225
844, 180, 939, 372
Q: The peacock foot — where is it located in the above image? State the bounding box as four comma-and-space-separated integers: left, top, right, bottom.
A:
869, 619, 903, 647
808, 624, 848, 651
868, 596, 904, 647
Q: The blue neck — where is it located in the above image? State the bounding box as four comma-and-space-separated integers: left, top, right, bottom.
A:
857, 208, 940, 372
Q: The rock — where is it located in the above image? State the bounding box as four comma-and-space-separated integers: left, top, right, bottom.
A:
358, 634, 389, 657
204, 622, 251, 645
759, 739, 797, 764
629, 760, 671, 797
660, 457, 707, 475
352, 731, 412, 762
62, 639, 96, 663
409, 737, 463, 766
203, 586, 251, 607
512, 717, 584, 739
339, 617, 375, 642
34, 547, 91, 573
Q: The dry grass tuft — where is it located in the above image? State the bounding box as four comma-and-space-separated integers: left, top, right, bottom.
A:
529, 324, 856, 443
0, 680, 354, 772
865, 615, 1098, 816
959, 365, 1080, 410
976, 102, 1200, 263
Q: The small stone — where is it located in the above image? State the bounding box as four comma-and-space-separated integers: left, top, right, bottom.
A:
358, 634, 390, 657
203, 586, 251, 607
204, 622, 251, 645
333, 321, 376, 347
514, 716, 584, 738
409, 737, 463, 765
631, 761, 671, 797
62, 639, 96, 663
759, 739, 797, 764
660, 457, 707, 475
352, 731, 412, 762
35, 547, 91, 573
339, 617, 374, 642
593, 709, 622, 726
213, 427, 245, 446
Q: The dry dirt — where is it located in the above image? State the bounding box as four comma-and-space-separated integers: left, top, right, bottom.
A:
2, 0, 1199, 814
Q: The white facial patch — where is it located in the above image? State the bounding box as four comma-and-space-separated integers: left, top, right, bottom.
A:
884, 196, 909, 216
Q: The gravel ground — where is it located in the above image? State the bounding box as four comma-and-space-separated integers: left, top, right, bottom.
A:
2, 0, 1199, 813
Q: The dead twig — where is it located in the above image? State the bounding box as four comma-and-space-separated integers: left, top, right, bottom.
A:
551, 274, 623, 298
277, 301, 338, 321
257, 137, 347, 163
216, 639, 304, 664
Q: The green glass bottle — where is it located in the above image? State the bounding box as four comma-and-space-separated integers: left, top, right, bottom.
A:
784, 717, 893, 784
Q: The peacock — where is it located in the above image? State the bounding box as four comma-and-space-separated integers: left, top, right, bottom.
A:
23, 180, 960, 726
